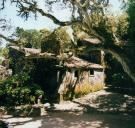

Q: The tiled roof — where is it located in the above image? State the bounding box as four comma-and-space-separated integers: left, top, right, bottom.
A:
10, 46, 103, 69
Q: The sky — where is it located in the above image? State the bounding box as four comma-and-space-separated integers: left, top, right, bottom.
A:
0, 0, 72, 31
0, 0, 122, 47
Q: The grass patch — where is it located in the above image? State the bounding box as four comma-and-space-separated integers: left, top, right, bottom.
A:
74, 83, 104, 98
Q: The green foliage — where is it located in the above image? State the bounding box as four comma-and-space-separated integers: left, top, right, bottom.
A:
75, 9, 130, 46
116, 13, 129, 40
0, 48, 8, 58
41, 31, 60, 54
105, 53, 134, 87
126, 0, 135, 41
112, 73, 125, 86
35, 90, 44, 96
0, 120, 8, 128
40, 28, 52, 39
12, 27, 50, 48
0, 72, 44, 106
41, 27, 75, 54
93, 14, 118, 44
111, 72, 133, 87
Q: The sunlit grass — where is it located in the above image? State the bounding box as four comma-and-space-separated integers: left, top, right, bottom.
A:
74, 83, 104, 98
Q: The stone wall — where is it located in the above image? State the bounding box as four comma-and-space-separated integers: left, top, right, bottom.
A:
89, 69, 104, 86
74, 68, 104, 86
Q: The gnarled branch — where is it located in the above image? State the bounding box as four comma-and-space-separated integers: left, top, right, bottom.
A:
11, 0, 81, 26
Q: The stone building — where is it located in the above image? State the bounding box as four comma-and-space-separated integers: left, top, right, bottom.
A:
8, 27, 105, 101
9, 46, 105, 101
58, 56, 104, 101
64, 56, 104, 86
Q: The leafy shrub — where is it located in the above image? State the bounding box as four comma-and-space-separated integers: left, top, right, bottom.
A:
0, 72, 44, 106
74, 83, 104, 98
0, 120, 8, 128
111, 73, 133, 87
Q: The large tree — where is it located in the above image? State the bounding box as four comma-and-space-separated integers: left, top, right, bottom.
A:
12, 27, 45, 48
0, 0, 135, 83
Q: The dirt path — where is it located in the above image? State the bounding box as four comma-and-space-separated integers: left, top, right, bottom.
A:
2, 112, 135, 128
52, 90, 135, 114
2, 90, 135, 128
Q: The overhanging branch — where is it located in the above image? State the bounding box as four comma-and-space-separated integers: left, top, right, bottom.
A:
0, 33, 18, 44
33, 7, 80, 26
85, 43, 135, 83
12, 0, 81, 26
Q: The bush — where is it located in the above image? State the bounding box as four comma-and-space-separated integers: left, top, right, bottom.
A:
74, 83, 104, 98
111, 73, 133, 87
0, 120, 8, 128
0, 72, 44, 106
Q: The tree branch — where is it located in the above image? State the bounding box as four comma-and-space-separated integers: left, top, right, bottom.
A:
0, 33, 18, 44
0, 0, 6, 10
85, 43, 135, 83
32, 7, 80, 26
11, 0, 81, 26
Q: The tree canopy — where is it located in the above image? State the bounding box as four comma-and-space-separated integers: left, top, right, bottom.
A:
12, 27, 43, 48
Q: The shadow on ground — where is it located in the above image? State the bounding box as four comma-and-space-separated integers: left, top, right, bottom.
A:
2, 90, 135, 128
3, 111, 135, 128
72, 90, 135, 115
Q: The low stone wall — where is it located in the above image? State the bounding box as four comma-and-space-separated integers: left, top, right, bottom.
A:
1, 105, 47, 117
76, 69, 104, 86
